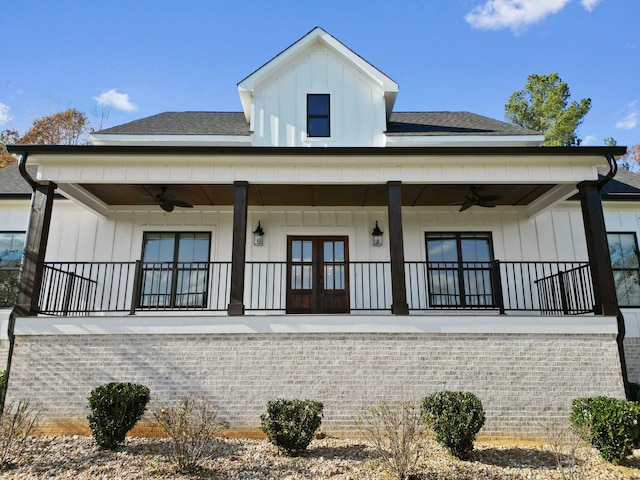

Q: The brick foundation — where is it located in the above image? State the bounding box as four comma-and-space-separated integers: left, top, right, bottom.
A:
6, 332, 625, 439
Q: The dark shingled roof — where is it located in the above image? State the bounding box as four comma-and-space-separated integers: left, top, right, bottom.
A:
599, 167, 640, 197
386, 112, 542, 136
93, 111, 541, 138
95, 112, 252, 136
0, 164, 37, 196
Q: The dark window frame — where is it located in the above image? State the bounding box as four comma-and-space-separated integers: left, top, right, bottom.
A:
425, 231, 496, 308
607, 231, 640, 308
307, 94, 330, 138
0, 231, 26, 308
139, 231, 212, 309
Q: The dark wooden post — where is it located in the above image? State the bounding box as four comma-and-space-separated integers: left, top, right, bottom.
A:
387, 181, 409, 315
14, 181, 56, 316
578, 180, 629, 397
578, 181, 619, 315
228, 181, 249, 315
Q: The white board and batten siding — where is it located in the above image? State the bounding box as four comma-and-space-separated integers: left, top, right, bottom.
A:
251, 47, 387, 147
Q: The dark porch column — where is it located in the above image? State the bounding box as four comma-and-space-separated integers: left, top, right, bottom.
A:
14, 181, 56, 316
228, 181, 249, 316
578, 180, 629, 396
387, 181, 409, 315
578, 181, 619, 315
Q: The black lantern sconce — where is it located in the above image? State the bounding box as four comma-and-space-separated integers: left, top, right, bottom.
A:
371, 221, 383, 247
253, 221, 265, 246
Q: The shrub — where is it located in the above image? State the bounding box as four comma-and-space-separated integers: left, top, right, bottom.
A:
87, 382, 150, 450
154, 396, 227, 472
420, 390, 485, 459
359, 401, 427, 480
260, 398, 323, 455
569, 396, 640, 464
0, 400, 40, 470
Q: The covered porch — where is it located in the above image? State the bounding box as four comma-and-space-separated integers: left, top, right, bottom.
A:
7, 145, 625, 322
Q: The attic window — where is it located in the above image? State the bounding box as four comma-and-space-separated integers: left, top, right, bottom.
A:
307, 94, 330, 137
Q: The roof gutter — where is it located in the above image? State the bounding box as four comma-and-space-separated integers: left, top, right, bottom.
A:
17, 152, 40, 191
597, 153, 618, 191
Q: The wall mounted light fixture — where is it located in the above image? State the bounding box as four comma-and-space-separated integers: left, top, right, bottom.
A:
253, 221, 265, 246
371, 221, 383, 247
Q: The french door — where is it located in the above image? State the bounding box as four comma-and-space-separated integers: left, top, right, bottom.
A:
287, 236, 350, 313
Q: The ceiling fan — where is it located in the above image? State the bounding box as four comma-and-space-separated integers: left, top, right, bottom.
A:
458, 186, 502, 212
153, 186, 193, 212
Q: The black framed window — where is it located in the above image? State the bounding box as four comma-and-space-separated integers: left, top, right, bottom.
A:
607, 232, 640, 307
139, 232, 211, 308
425, 232, 495, 307
307, 94, 330, 137
0, 231, 25, 307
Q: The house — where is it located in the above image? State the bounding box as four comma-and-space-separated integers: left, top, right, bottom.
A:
3, 27, 631, 438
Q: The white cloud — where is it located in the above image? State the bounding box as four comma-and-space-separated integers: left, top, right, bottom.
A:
616, 101, 639, 130
0, 102, 11, 124
582, 135, 597, 146
465, 0, 601, 31
581, 0, 602, 12
93, 89, 137, 112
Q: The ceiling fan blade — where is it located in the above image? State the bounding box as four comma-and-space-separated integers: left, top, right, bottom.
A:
459, 199, 474, 212
159, 201, 174, 212
477, 200, 497, 208
478, 195, 502, 202
173, 200, 193, 208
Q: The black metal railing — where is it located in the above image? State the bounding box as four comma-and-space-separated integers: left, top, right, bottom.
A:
35, 259, 594, 316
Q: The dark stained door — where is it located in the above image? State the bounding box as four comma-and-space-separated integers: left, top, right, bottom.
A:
287, 236, 349, 314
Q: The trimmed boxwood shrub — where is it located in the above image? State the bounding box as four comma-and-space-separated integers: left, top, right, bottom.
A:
421, 390, 485, 459
87, 382, 150, 450
570, 396, 640, 464
260, 398, 323, 455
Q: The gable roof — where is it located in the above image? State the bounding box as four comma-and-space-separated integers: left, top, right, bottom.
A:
387, 112, 541, 137
237, 27, 398, 123
95, 112, 251, 136
92, 110, 538, 139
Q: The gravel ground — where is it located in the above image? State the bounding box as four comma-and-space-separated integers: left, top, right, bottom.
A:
1, 435, 640, 479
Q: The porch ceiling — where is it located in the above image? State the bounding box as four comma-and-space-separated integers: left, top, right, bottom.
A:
79, 183, 555, 207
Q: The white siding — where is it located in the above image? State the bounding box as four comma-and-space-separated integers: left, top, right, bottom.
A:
251, 46, 386, 147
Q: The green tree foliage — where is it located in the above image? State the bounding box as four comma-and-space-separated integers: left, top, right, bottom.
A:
0, 109, 90, 167
505, 73, 591, 146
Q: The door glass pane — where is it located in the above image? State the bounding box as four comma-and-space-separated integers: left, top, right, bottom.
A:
291, 241, 302, 262
461, 235, 491, 262
302, 241, 312, 262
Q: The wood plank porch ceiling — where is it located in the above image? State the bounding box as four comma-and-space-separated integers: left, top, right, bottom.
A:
80, 183, 554, 207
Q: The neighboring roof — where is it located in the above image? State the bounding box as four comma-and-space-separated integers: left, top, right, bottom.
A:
599, 167, 640, 198
0, 164, 36, 196
386, 112, 542, 137
93, 111, 539, 138
94, 112, 251, 136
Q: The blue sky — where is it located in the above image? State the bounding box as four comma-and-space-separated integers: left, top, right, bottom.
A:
1, 0, 638, 148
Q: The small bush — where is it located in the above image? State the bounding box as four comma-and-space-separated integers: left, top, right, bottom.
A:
87, 382, 150, 450
359, 401, 427, 480
0, 400, 40, 469
421, 390, 485, 459
569, 396, 640, 464
154, 396, 227, 472
260, 398, 323, 455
